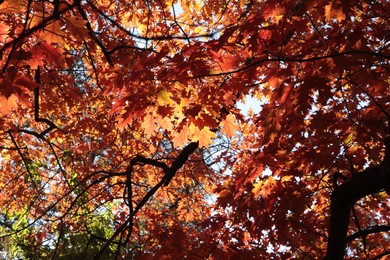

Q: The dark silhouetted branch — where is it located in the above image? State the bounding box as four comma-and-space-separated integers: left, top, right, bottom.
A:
95, 141, 198, 259
325, 136, 390, 259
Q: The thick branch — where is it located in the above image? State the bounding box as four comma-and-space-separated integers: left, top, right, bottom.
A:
163, 141, 199, 186
94, 142, 198, 259
325, 137, 390, 259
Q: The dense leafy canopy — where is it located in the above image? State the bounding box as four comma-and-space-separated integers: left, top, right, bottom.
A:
0, 0, 389, 258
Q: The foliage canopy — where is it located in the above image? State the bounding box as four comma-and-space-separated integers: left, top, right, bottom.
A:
0, 0, 389, 259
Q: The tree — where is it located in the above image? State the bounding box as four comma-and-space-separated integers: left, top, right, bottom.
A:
0, 0, 389, 258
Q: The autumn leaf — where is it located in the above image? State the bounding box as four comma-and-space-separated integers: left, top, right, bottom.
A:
0, 94, 18, 115
252, 180, 263, 198
220, 114, 239, 138
0, 23, 9, 43
324, 2, 346, 22
29, 12, 45, 28
39, 42, 65, 66
39, 21, 65, 44
252, 176, 276, 199
157, 89, 175, 106
29, 45, 45, 69
344, 125, 357, 147
194, 126, 216, 148
172, 123, 189, 147
64, 17, 89, 40
0, 0, 24, 13
141, 113, 157, 137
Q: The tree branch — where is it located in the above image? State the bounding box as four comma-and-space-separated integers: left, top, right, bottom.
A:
346, 225, 390, 244
189, 50, 390, 79
31, 66, 59, 137
0, 3, 77, 72
325, 136, 390, 259
75, 3, 114, 66
94, 141, 198, 259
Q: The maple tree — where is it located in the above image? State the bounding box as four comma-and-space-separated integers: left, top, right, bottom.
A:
0, 0, 389, 258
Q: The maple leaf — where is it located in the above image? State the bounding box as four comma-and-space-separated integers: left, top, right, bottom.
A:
0, 23, 9, 43
28, 45, 45, 69
39, 42, 65, 66
252, 180, 263, 198
252, 176, 276, 199
64, 17, 89, 40
172, 123, 189, 148
220, 114, 239, 138
156, 105, 173, 118
14, 74, 38, 92
325, 2, 346, 22
157, 89, 175, 106
194, 126, 216, 148
39, 21, 65, 44
0, 94, 18, 115
141, 113, 157, 137
0, 0, 24, 13
156, 115, 173, 131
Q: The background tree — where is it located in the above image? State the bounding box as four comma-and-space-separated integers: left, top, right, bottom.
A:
0, 0, 389, 259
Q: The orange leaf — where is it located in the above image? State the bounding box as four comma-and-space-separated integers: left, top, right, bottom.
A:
0, 23, 9, 43
220, 114, 239, 138
40, 21, 65, 44
0, 0, 24, 13
172, 123, 189, 147
197, 127, 216, 148
0, 94, 18, 115
260, 176, 276, 198
39, 42, 65, 67
64, 17, 89, 40
324, 3, 346, 22
252, 180, 263, 198
252, 176, 276, 199
29, 45, 45, 69
141, 113, 157, 137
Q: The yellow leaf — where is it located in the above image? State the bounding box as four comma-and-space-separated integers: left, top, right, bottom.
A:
194, 27, 204, 35
188, 123, 200, 136
197, 127, 216, 148
157, 89, 175, 106
193, 0, 201, 11
252, 180, 263, 198
344, 125, 357, 146
252, 177, 276, 198
281, 175, 293, 183
260, 176, 276, 198
2, 153, 10, 161
220, 114, 239, 137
